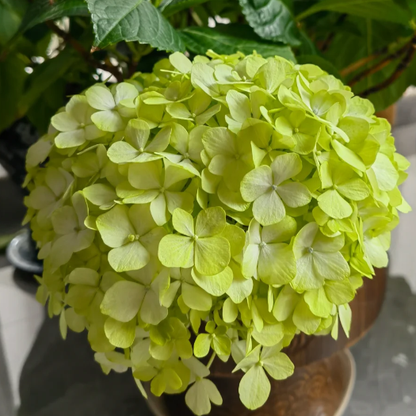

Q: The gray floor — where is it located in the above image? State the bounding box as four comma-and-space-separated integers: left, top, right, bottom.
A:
345, 278, 416, 416
1, 95, 416, 415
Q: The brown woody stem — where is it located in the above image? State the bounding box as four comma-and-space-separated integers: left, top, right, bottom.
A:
360, 37, 416, 98
340, 48, 388, 77
348, 41, 411, 88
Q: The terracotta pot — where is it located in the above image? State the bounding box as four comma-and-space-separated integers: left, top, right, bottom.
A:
376, 104, 397, 126
149, 269, 387, 416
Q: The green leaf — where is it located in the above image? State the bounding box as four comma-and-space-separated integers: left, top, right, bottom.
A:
18, 48, 79, 117
17, 0, 89, 35
87, 0, 184, 51
239, 364, 271, 410
0, 0, 26, 45
296, 0, 410, 25
239, 0, 300, 46
0, 53, 27, 131
159, 0, 209, 17
181, 25, 296, 62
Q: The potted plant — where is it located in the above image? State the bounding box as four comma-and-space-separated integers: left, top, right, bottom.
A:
24, 48, 410, 415
1, 0, 412, 415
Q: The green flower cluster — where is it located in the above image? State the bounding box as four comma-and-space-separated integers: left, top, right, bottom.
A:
24, 51, 410, 414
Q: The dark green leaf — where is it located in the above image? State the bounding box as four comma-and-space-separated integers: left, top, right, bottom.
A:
358, 55, 416, 111
159, 0, 209, 17
0, 0, 26, 44
0, 53, 27, 132
86, 0, 184, 51
403, 0, 416, 16
239, 0, 300, 46
18, 48, 79, 117
297, 55, 343, 79
18, 0, 89, 34
296, 0, 411, 25
296, 30, 319, 56
27, 79, 66, 133
181, 25, 296, 61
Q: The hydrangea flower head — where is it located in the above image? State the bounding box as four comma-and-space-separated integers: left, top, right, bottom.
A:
25, 51, 410, 414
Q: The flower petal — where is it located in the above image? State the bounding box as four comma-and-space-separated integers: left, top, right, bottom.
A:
271, 153, 302, 185
101, 280, 145, 322
240, 165, 273, 202
277, 182, 311, 208
318, 189, 352, 219
158, 235, 194, 268
108, 241, 150, 272
253, 190, 285, 226
195, 236, 230, 276
258, 243, 296, 286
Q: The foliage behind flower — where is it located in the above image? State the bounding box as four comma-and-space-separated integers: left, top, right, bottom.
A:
24, 50, 410, 415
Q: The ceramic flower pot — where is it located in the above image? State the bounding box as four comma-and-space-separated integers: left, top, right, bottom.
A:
148, 268, 386, 416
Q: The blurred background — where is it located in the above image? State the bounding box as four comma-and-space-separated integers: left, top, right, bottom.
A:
2, 0, 416, 415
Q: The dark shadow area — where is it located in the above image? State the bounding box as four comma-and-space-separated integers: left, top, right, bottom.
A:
12, 269, 38, 296
0, 177, 25, 235
18, 317, 153, 416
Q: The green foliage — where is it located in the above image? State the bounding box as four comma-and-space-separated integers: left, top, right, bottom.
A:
17, 0, 89, 35
297, 0, 410, 24
239, 0, 300, 46
0, 53, 27, 131
25, 52, 410, 414
181, 25, 296, 61
86, 0, 185, 51
159, 0, 210, 17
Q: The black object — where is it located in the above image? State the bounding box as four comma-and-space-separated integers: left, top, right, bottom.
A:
0, 118, 39, 186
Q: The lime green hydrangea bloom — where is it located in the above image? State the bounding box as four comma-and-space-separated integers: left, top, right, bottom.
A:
24, 50, 410, 415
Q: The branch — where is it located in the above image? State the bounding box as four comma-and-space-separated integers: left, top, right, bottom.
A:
46, 21, 124, 82
340, 47, 388, 77
360, 38, 416, 98
348, 41, 411, 88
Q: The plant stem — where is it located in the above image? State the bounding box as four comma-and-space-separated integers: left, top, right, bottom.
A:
46, 21, 124, 82
340, 49, 388, 77
348, 41, 411, 88
360, 37, 416, 97
207, 352, 217, 369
